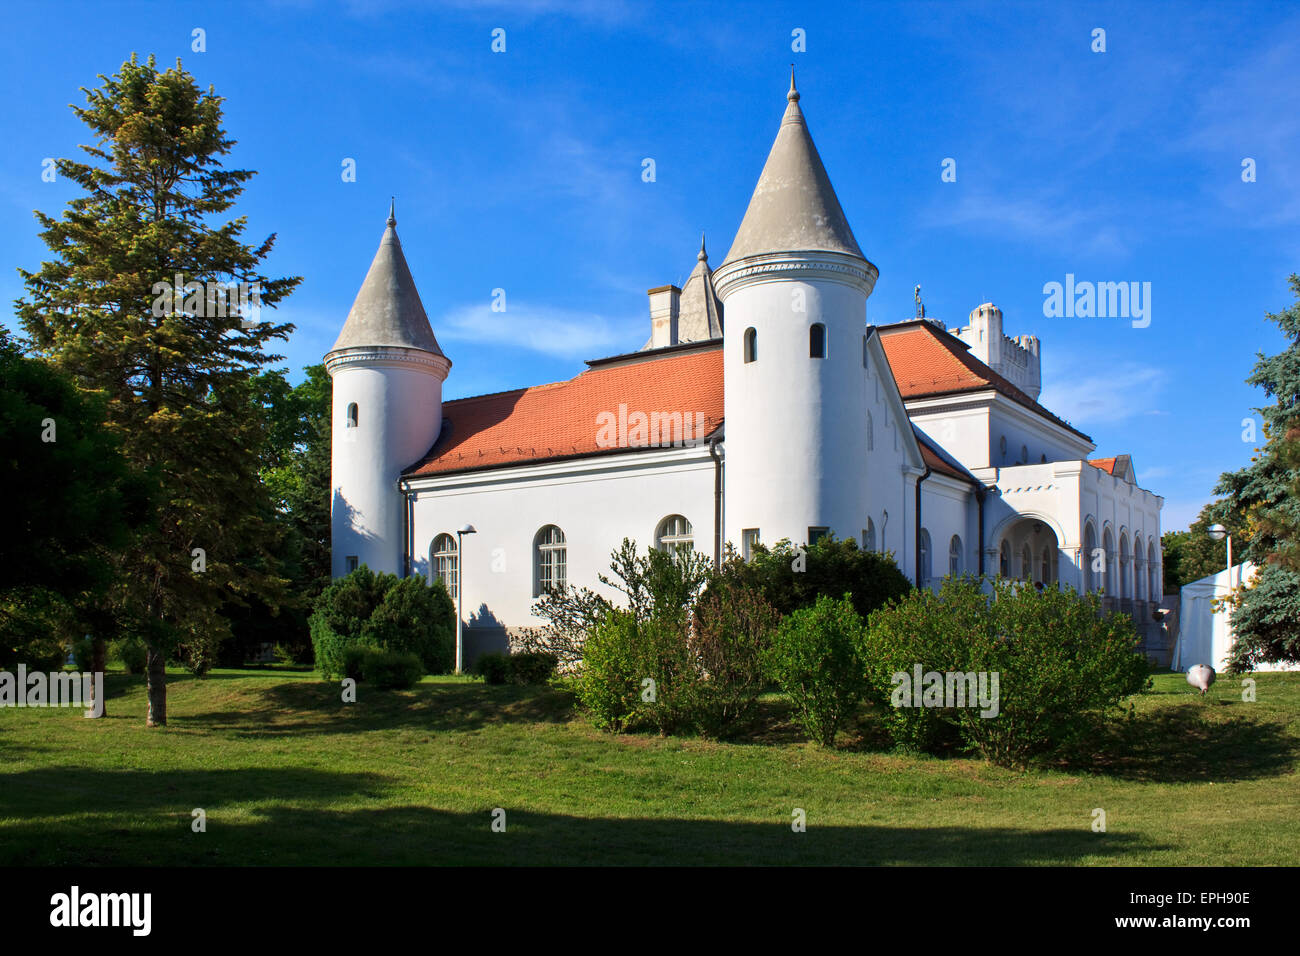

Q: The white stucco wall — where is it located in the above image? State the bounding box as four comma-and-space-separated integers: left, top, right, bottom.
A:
406, 445, 718, 652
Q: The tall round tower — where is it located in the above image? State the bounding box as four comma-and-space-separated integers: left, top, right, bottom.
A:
713, 74, 879, 551
325, 203, 450, 578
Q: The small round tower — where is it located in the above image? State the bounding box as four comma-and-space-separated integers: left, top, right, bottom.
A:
713, 73, 879, 550
325, 203, 450, 577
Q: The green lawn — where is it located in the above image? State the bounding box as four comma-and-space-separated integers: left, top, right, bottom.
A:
1, 668, 1297, 865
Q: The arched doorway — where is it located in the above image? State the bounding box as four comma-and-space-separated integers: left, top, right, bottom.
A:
996, 517, 1061, 587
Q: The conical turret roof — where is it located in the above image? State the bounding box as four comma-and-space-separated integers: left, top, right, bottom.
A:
329, 202, 445, 355
677, 233, 723, 341
723, 73, 864, 264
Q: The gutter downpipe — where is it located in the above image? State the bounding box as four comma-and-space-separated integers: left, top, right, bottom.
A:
399, 478, 413, 578
708, 435, 723, 569
915, 463, 932, 587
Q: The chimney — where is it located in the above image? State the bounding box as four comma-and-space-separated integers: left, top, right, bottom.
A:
647, 284, 681, 349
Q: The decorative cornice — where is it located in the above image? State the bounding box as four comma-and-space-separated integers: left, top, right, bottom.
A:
324, 345, 452, 378
713, 250, 878, 300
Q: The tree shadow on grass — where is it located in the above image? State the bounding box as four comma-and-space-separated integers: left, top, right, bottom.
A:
1053, 704, 1295, 783
0, 785, 1163, 866
176, 679, 578, 739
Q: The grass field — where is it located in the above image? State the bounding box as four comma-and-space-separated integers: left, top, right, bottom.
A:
1, 668, 1297, 865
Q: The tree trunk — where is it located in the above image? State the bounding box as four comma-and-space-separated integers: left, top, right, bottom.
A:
87, 637, 107, 719
146, 643, 167, 727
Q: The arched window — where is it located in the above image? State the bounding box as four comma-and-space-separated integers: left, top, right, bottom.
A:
1119, 533, 1130, 599
949, 535, 962, 575
1020, 544, 1033, 581
1104, 528, 1116, 594
1020, 444, 1028, 464
1133, 535, 1145, 599
1083, 522, 1097, 592
346, 402, 358, 428
919, 529, 931, 585
863, 518, 875, 553
1040, 546, 1052, 584
999, 540, 1010, 577
534, 525, 567, 597
743, 327, 757, 363
429, 533, 458, 599
866, 410, 874, 451
809, 323, 826, 359
863, 334, 869, 369
655, 514, 693, 553
1040, 453, 1048, 463
1148, 541, 1159, 599
999, 436, 1008, 462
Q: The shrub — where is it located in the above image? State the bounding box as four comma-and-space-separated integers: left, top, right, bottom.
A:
859, 576, 988, 754
475, 652, 511, 685
576, 610, 647, 732
862, 577, 1151, 767
690, 584, 780, 738
713, 534, 911, 622
341, 645, 371, 682
764, 594, 868, 747
509, 651, 558, 685
360, 649, 423, 689
109, 636, 148, 675
364, 575, 455, 674
309, 568, 454, 679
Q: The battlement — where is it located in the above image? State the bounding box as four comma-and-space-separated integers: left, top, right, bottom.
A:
949, 303, 1042, 401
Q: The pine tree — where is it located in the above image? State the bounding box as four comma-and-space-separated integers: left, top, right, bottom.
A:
16, 55, 301, 724
1213, 274, 1300, 668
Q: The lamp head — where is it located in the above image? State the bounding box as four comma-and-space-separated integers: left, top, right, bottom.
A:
1208, 523, 1227, 541
458, 523, 477, 535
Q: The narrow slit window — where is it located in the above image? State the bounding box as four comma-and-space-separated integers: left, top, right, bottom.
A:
744, 327, 757, 363
810, 323, 826, 358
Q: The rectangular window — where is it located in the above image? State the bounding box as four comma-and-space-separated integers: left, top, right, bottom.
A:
345, 556, 359, 574
741, 529, 760, 562
808, 527, 830, 546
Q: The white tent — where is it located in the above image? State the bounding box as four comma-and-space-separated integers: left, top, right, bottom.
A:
1173, 561, 1300, 673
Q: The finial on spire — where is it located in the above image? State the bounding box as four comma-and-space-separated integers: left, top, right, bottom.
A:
788, 65, 799, 102
698, 232, 708, 262
387, 197, 396, 227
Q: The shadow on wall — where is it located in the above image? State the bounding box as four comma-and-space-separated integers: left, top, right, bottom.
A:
330, 489, 379, 564
463, 603, 508, 668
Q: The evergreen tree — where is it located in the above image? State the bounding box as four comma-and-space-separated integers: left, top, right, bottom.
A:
1213, 274, 1300, 668
15, 55, 301, 724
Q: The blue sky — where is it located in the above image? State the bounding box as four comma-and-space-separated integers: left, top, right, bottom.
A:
2, 0, 1297, 532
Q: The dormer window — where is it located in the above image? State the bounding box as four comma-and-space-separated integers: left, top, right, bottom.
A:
346, 402, 358, 428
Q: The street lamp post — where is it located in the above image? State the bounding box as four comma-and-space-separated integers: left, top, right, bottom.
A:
455, 523, 477, 675
1208, 523, 1233, 589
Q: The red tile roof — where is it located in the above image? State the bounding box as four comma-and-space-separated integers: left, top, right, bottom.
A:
1088, 457, 1118, 475
876, 320, 1091, 442
406, 320, 1091, 477
406, 345, 724, 476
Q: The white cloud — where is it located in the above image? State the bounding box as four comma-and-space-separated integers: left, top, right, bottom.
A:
920, 190, 1129, 257
434, 300, 639, 359
1039, 363, 1166, 426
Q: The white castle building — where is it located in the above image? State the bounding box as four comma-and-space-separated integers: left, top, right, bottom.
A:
325, 77, 1166, 662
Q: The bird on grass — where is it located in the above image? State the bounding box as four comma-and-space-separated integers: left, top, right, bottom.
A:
1186, 664, 1216, 696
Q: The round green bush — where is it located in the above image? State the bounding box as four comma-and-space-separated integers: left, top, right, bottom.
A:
862, 577, 1151, 766
764, 593, 868, 748
309, 567, 454, 679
